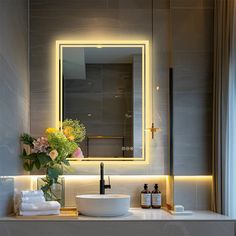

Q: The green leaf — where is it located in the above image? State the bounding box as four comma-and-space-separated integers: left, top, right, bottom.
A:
63, 159, 70, 166
38, 153, 51, 166
23, 162, 30, 171
20, 133, 35, 147
35, 158, 41, 169
28, 162, 34, 171
41, 184, 50, 192
21, 152, 37, 160
23, 148, 27, 156
47, 167, 63, 180
20, 149, 28, 159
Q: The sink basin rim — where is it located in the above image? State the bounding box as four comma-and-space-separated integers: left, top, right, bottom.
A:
76, 194, 130, 199
76, 194, 131, 217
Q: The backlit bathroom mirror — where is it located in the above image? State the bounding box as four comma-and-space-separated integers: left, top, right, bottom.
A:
57, 41, 150, 161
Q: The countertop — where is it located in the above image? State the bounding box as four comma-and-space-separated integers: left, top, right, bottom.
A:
0, 208, 233, 222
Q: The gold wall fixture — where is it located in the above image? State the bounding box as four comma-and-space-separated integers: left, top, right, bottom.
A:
148, 122, 160, 139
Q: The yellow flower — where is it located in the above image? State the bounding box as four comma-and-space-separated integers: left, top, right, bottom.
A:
49, 149, 58, 161
68, 135, 75, 141
45, 128, 57, 134
63, 126, 73, 136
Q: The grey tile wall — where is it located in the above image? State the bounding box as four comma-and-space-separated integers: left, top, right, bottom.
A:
0, 0, 29, 216
30, 0, 169, 175
0, 0, 29, 175
0, 177, 14, 217
29, 0, 213, 209
174, 177, 212, 210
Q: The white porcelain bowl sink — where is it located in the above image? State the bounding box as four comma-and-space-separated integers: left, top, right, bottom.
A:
76, 194, 130, 217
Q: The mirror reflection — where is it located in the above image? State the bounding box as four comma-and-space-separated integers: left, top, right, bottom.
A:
61, 45, 145, 160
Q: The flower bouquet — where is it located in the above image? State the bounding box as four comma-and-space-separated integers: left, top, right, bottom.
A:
20, 119, 86, 204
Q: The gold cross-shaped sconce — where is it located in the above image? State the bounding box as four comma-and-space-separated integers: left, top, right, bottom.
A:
148, 123, 160, 139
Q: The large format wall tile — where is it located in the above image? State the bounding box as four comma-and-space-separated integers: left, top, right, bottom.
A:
0, 0, 29, 216
174, 176, 212, 210
0, 177, 14, 217
0, 0, 29, 176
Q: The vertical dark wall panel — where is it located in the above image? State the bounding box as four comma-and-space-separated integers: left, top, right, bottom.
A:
171, 0, 213, 175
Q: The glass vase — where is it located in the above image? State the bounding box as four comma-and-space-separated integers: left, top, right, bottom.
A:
37, 176, 65, 207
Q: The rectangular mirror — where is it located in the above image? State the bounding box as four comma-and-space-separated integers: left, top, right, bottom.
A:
57, 41, 150, 161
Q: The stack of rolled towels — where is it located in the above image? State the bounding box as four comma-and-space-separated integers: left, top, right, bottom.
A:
16, 190, 61, 216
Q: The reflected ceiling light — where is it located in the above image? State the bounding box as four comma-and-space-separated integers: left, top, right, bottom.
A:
156, 86, 160, 91
96, 45, 103, 48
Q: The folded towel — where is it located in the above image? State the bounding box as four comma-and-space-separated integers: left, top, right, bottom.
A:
20, 196, 46, 203
21, 190, 44, 198
19, 210, 60, 216
20, 201, 61, 212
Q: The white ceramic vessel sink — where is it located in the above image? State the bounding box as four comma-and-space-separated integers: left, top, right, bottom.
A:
76, 194, 130, 217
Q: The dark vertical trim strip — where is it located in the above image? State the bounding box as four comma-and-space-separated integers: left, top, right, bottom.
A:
169, 67, 173, 176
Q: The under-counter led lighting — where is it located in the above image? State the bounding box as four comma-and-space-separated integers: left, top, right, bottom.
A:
174, 176, 212, 181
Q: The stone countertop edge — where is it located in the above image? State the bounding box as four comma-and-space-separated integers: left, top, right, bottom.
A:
0, 208, 234, 222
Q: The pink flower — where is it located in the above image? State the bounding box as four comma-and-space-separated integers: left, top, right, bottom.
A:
72, 147, 84, 159
32, 137, 49, 153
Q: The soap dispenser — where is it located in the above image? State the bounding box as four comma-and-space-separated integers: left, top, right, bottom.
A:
151, 184, 162, 209
141, 184, 151, 209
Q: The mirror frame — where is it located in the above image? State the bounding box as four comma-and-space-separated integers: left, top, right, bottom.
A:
56, 40, 151, 163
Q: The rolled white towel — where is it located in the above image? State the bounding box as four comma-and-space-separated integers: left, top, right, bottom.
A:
21, 190, 44, 198
20, 201, 61, 212
19, 209, 60, 216
20, 196, 46, 203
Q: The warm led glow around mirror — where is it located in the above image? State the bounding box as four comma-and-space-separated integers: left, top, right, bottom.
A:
56, 40, 151, 163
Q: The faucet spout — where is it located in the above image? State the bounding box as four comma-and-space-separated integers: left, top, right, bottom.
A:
99, 162, 111, 194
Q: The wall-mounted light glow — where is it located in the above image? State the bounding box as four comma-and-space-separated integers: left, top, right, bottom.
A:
55, 40, 150, 165
174, 176, 212, 181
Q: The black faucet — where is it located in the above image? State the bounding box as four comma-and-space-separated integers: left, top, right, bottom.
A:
100, 162, 111, 194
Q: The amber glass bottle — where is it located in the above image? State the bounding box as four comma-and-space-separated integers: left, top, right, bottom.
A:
141, 184, 151, 209
151, 184, 162, 209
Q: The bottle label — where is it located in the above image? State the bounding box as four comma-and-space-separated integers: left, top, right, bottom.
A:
152, 193, 161, 206
141, 193, 151, 206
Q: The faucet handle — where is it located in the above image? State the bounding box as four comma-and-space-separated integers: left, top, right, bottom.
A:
105, 176, 111, 189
